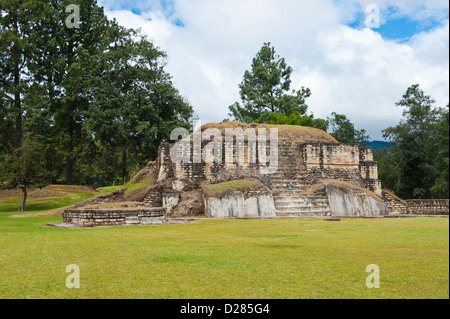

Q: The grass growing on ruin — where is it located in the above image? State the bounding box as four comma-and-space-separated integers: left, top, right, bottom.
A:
123, 176, 155, 195
0, 194, 448, 299
203, 179, 266, 199
201, 122, 339, 144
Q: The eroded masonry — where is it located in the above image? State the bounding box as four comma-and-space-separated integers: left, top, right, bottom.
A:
63, 122, 448, 227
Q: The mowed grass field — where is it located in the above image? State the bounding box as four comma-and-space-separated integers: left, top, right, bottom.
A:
0, 188, 448, 299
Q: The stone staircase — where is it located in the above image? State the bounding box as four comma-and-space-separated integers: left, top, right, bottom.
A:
268, 142, 331, 217
144, 191, 162, 207
382, 190, 409, 214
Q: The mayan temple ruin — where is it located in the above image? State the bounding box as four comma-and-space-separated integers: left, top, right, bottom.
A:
63, 122, 448, 227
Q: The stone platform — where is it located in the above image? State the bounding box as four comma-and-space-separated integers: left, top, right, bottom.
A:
63, 207, 167, 227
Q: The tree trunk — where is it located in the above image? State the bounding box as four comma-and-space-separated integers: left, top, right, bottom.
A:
64, 36, 75, 185
122, 150, 127, 185
65, 154, 74, 185
21, 187, 27, 212
13, 15, 22, 148
15, 68, 22, 148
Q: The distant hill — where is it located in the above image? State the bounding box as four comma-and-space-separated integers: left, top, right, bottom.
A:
360, 140, 394, 151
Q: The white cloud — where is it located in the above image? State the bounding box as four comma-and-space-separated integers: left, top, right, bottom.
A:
100, 0, 449, 140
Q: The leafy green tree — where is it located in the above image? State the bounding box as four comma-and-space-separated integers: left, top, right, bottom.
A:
328, 112, 370, 143
0, 134, 50, 211
28, 0, 111, 184
0, 0, 195, 188
269, 111, 329, 131
229, 42, 311, 123
383, 84, 443, 199
373, 147, 400, 193
0, 0, 48, 148
430, 105, 449, 198
0, 94, 14, 153
86, 28, 193, 183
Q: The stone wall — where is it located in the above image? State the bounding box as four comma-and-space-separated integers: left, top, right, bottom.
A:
406, 200, 449, 215
382, 190, 449, 215
301, 143, 382, 197
324, 180, 388, 217
205, 193, 276, 218
63, 207, 166, 227
382, 190, 409, 214
169, 140, 383, 198
156, 144, 174, 183
163, 193, 181, 214
301, 143, 360, 169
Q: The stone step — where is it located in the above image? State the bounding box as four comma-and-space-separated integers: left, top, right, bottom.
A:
270, 181, 309, 186
269, 176, 309, 181
273, 191, 309, 196
274, 192, 328, 199
269, 176, 308, 180
272, 184, 309, 188
144, 192, 162, 207
268, 169, 307, 173
274, 198, 330, 204
274, 199, 328, 204
275, 203, 330, 210
275, 205, 330, 211
272, 188, 309, 193
276, 210, 331, 216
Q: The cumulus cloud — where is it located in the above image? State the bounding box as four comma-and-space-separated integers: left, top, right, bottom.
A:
99, 0, 449, 140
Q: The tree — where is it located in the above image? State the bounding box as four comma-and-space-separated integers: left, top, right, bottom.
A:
383, 84, 444, 199
328, 112, 370, 143
373, 147, 400, 193
430, 105, 449, 198
269, 111, 329, 131
229, 42, 311, 123
0, 134, 50, 211
0, 0, 194, 187
86, 28, 193, 183
29, 0, 111, 184
0, 0, 47, 148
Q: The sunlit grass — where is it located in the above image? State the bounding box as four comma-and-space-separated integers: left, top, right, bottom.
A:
0, 191, 448, 299
0, 190, 97, 215
0, 218, 447, 298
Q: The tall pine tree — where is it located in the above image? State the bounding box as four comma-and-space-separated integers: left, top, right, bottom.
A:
229, 42, 311, 123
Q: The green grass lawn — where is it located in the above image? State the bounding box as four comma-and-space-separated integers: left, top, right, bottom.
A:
0, 190, 98, 216
0, 191, 448, 299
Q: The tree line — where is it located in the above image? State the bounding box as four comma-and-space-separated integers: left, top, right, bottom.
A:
0, 0, 194, 208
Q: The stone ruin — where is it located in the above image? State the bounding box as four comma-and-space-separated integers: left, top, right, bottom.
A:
62, 122, 448, 227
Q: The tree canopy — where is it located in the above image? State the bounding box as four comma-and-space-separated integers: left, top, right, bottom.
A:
0, 0, 194, 196
228, 42, 312, 124
328, 112, 370, 144
380, 85, 448, 199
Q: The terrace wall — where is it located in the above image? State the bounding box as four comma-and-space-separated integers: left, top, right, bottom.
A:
63, 208, 166, 227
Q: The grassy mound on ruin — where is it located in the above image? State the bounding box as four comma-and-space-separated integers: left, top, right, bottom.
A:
322, 179, 384, 202
203, 179, 269, 199
200, 122, 338, 144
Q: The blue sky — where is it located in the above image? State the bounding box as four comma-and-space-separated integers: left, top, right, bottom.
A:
99, 0, 449, 141
347, 3, 449, 42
